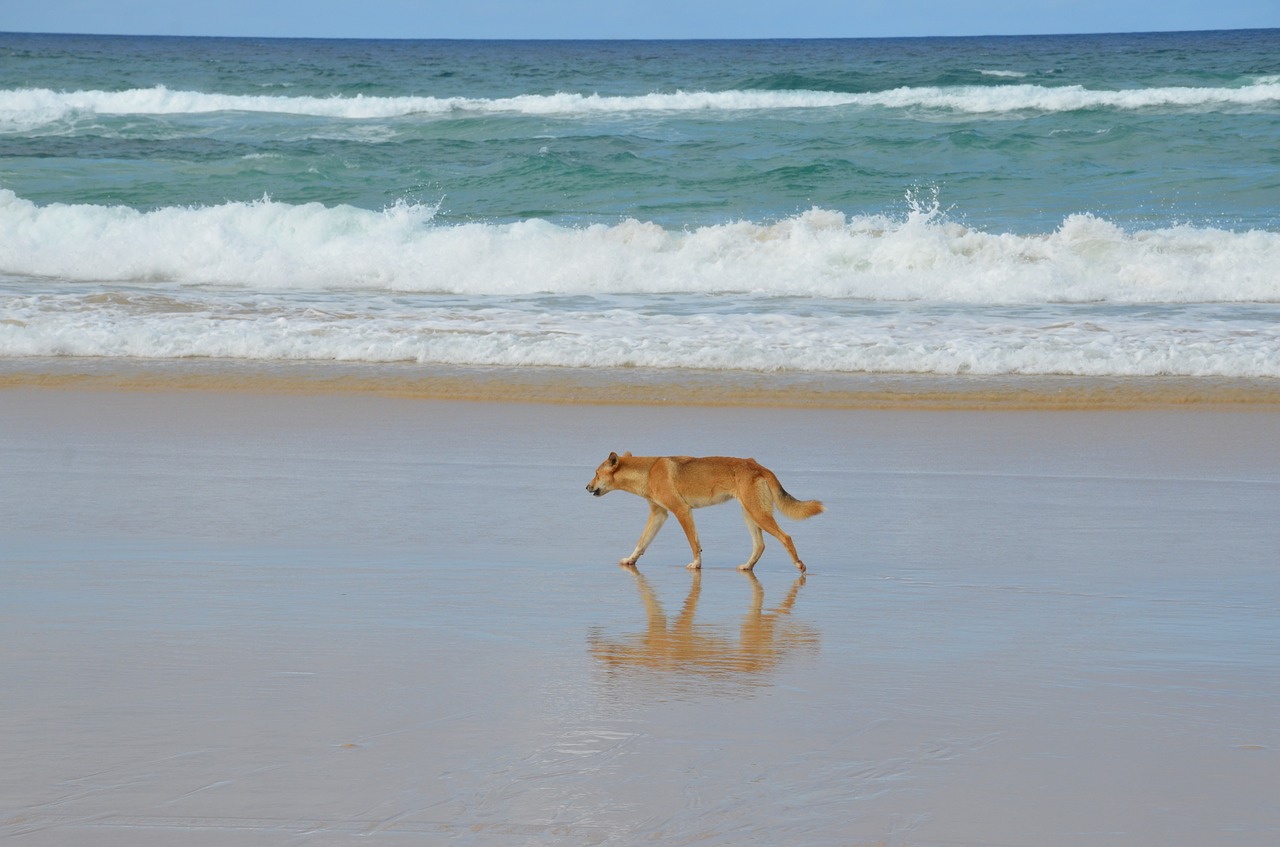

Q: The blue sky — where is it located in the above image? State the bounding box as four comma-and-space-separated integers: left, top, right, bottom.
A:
3, 0, 1276, 39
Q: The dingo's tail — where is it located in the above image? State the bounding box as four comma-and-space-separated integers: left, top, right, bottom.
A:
768, 474, 824, 521
778, 491, 824, 520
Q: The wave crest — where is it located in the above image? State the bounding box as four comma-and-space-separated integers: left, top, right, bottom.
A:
2, 189, 1277, 304
2, 78, 1277, 129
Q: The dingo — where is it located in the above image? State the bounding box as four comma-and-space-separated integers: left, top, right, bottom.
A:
586, 452, 823, 571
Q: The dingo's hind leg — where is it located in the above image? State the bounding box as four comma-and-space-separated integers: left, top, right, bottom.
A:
745, 489, 806, 572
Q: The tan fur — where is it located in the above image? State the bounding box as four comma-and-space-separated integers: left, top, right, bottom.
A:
586, 452, 824, 571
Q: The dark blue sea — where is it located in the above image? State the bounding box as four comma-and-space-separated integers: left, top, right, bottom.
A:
2, 30, 1279, 376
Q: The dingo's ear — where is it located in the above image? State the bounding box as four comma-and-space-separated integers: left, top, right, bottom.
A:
607, 451, 619, 466
622, 451, 632, 457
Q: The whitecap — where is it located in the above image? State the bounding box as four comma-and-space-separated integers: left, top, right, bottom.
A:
3, 78, 1278, 130
2, 189, 1278, 305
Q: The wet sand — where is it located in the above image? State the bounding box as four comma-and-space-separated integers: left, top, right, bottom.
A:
6, 357, 1280, 409
2, 385, 1278, 846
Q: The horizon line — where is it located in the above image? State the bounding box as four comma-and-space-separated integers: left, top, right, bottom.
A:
3, 26, 1277, 43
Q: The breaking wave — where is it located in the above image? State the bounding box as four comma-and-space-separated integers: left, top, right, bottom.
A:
2, 189, 1278, 304
3, 77, 1278, 130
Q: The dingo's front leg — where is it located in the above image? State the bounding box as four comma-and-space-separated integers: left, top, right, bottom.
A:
621, 503, 668, 566
671, 506, 703, 570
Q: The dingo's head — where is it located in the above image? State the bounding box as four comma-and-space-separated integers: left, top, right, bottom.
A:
586, 451, 629, 496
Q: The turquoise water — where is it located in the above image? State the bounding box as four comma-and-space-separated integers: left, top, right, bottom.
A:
2, 30, 1279, 377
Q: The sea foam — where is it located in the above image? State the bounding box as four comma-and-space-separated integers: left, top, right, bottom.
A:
3, 78, 1278, 130
2, 190, 1278, 304
5, 285, 1279, 378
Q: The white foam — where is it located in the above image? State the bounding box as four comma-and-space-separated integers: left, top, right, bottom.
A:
3, 78, 1278, 129
4, 190, 1279, 378
2, 190, 1277, 304
4, 287, 1278, 378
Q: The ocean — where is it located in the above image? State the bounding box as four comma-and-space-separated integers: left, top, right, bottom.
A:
2, 29, 1279, 380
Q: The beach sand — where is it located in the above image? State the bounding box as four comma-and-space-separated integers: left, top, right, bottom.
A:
2, 382, 1278, 846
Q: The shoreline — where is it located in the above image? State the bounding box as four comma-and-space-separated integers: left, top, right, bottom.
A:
4, 357, 1280, 410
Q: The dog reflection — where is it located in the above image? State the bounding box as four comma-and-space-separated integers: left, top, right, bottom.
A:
589, 567, 819, 688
